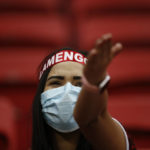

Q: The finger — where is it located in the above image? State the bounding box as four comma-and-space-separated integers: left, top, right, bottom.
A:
86, 48, 98, 66
83, 49, 98, 81
111, 43, 123, 58
95, 33, 112, 53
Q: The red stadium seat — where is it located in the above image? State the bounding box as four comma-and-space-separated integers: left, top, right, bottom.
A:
0, 47, 51, 83
76, 15, 150, 50
0, 0, 61, 11
108, 89, 150, 149
108, 93, 150, 130
71, 0, 150, 13
138, 149, 150, 150
107, 48, 150, 86
0, 97, 18, 150
134, 134, 150, 149
0, 14, 70, 47
0, 134, 9, 150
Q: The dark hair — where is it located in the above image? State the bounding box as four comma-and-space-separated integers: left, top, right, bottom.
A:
32, 48, 91, 150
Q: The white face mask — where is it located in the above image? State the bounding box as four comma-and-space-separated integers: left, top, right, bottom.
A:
41, 82, 81, 133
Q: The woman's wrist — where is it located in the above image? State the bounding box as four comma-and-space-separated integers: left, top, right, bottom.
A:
82, 74, 110, 94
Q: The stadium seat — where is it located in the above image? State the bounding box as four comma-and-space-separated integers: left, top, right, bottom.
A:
0, 134, 8, 150
0, 97, 18, 150
0, 14, 70, 47
108, 88, 150, 149
134, 134, 150, 149
71, 0, 150, 13
0, 0, 61, 11
128, 129, 150, 149
0, 47, 50, 83
0, 83, 35, 150
108, 93, 150, 130
76, 15, 150, 50
107, 48, 150, 86
138, 149, 150, 150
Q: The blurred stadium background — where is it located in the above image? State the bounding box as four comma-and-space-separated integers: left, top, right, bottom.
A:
0, 0, 150, 150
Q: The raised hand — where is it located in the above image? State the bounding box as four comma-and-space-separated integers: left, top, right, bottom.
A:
83, 33, 122, 85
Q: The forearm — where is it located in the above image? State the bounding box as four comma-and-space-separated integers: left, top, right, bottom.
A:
73, 88, 127, 150
73, 87, 108, 127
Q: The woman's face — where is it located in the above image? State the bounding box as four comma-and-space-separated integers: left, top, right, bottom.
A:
44, 61, 84, 91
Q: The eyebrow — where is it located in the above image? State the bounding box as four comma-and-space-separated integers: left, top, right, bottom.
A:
47, 75, 82, 81
47, 76, 64, 81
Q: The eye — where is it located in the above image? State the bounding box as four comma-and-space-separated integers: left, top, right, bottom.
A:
49, 81, 62, 86
75, 81, 82, 87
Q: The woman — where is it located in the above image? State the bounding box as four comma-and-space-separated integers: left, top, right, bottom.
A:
32, 34, 134, 150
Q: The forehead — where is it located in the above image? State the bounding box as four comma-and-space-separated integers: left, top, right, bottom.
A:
47, 61, 84, 78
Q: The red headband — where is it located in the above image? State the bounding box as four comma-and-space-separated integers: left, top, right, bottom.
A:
39, 50, 88, 79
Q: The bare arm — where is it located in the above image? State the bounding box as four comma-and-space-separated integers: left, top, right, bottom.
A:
73, 34, 127, 150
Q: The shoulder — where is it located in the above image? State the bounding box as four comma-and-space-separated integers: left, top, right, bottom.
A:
112, 118, 137, 150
